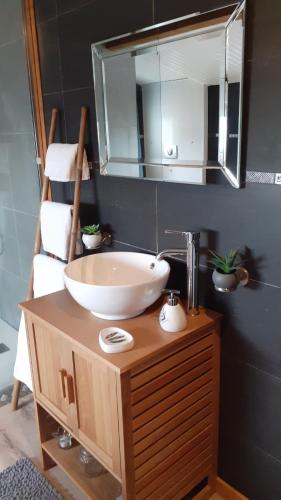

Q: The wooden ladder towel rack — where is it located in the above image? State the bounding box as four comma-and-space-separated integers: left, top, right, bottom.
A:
69, 106, 87, 262
11, 106, 88, 410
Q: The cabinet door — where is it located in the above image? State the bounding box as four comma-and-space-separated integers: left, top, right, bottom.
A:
26, 315, 75, 428
72, 348, 121, 477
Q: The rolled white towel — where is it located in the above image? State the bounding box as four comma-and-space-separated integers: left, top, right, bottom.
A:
13, 254, 67, 390
13, 315, 33, 391
45, 143, 90, 182
40, 201, 82, 261
33, 254, 66, 298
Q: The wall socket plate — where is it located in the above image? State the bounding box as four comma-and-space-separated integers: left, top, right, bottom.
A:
275, 173, 281, 185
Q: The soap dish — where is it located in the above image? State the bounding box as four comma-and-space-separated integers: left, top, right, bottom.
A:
99, 327, 134, 354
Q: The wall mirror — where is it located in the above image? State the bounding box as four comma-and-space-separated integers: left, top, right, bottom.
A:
92, 1, 245, 188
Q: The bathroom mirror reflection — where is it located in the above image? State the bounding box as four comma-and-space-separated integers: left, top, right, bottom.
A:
92, 1, 245, 188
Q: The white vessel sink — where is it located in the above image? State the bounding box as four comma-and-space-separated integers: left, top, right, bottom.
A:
64, 252, 170, 320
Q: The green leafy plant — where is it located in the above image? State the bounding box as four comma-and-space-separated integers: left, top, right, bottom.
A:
81, 224, 100, 235
209, 249, 242, 274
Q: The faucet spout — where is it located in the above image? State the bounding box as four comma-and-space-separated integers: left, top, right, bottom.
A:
156, 249, 188, 261
155, 231, 200, 316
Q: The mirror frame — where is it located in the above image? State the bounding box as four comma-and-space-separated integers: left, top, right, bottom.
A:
92, 1, 246, 188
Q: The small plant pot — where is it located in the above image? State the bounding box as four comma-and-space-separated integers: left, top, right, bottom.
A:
82, 232, 102, 250
212, 269, 238, 292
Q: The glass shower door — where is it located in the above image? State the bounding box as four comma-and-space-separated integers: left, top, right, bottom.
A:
0, 0, 40, 391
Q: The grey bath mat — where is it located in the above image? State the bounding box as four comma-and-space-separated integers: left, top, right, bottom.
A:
0, 457, 63, 499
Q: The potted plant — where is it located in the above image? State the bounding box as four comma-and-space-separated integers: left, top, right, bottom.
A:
81, 224, 102, 249
209, 249, 243, 292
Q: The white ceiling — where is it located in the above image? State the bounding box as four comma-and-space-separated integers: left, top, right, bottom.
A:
135, 19, 243, 86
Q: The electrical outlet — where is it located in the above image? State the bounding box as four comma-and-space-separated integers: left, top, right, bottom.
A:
275, 173, 281, 185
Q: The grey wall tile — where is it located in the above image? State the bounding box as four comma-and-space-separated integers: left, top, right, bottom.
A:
0, 208, 20, 277
35, 0, 57, 24
8, 134, 40, 216
196, 266, 281, 380
43, 92, 66, 143
57, 0, 153, 91
0, 269, 26, 329
0, 135, 39, 214
63, 87, 96, 160
57, 4, 100, 92
0, 173, 12, 208
95, 173, 157, 252
154, 0, 235, 24
84, 240, 155, 258
105, 240, 154, 254
219, 427, 281, 500
219, 284, 281, 380
0, 39, 33, 134
57, 0, 94, 16
0, 139, 13, 209
244, 56, 281, 173
245, 0, 281, 63
0, 0, 22, 47
37, 18, 63, 95
14, 212, 37, 283
157, 181, 281, 289
220, 356, 281, 462
50, 181, 74, 205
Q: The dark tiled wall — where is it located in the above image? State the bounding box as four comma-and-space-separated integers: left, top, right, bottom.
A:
35, 1, 281, 498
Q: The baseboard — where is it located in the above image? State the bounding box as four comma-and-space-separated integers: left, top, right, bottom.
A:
192, 484, 214, 499
192, 477, 248, 500
215, 477, 248, 500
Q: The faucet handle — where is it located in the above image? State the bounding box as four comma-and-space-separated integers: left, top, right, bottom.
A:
165, 229, 190, 241
165, 229, 200, 243
165, 229, 187, 236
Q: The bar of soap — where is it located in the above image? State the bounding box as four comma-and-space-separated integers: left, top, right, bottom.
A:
99, 327, 134, 354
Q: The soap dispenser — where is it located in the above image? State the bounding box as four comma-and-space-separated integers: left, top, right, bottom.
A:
159, 289, 187, 333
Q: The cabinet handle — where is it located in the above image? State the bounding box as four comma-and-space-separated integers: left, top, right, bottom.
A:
59, 369, 67, 398
66, 374, 75, 405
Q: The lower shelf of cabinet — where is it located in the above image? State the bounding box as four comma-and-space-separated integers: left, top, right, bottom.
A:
42, 438, 121, 500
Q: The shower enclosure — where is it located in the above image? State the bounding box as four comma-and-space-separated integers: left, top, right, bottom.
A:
0, 0, 40, 391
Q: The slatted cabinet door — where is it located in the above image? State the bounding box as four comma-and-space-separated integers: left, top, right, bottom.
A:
26, 314, 121, 479
72, 347, 121, 478
129, 331, 215, 499
25, 314, 76, 428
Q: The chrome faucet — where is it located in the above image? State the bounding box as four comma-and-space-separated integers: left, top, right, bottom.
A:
154, 230, 200, 316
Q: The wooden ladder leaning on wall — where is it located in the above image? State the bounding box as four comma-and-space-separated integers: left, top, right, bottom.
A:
11, 105, 88, 411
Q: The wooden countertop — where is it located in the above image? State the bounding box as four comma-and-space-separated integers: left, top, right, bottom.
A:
20, 290, 220, 374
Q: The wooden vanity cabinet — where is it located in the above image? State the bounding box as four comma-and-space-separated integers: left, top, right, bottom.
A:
22, 290, 221, 500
